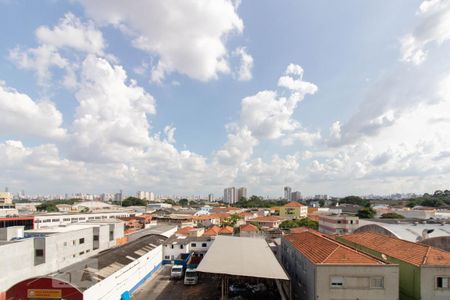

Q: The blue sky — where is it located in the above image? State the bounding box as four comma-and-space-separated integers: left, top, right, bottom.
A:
1, 0, 450, 197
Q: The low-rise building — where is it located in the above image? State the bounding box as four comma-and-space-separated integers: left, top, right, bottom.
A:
162, 235, 214, 262
0, 221, 125, 294
279, 202, 308, 219
203, 225, 221, 237
250, 216, 286, 229
0, 192, 12, 204
239, 223, 260, 238
318, 214, 359, 235
281, 229, 399, 300
339, 232, 450, 300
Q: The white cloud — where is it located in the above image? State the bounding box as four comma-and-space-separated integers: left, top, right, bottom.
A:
0, 81, 66, 139
163, 125, 176, 144
78, 0, 244, 82
233, 47, 253, 81
69, 55, 155, 162
238, 64, 318, 141
400, 0, 450, 65
215, 126, 258, 166
36, 12, 105, 54
9, 45, 67, 85
9, 13, 105, 86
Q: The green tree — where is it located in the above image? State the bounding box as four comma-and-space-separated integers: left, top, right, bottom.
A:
339, 196, 369, 207
356, 207, 376, 219
280, 218, 318, 230
121, 197, 147, 207
222, 214, 242, 227
36, 202, 59, 212
380, 212, 405, 219
164, 199, 176, 205
179, 199, 188, 206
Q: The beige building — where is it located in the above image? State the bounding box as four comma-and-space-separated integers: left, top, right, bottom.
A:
0, 192, 12, 204
281, 229, 399, 300
318, 214, 359, 235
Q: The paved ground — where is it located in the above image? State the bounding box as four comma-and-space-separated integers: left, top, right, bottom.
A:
132, 265, 221, 300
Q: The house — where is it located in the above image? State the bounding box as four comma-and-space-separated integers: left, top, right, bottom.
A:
318, 214, 359, 235
175, 226, 205, 237
203, 225, 221, 237
162, 235, 214, 263
279, 202, 308, 219
218, 226, 234, 235
281, 229, 399, 300
238, 211, 258, 221
250, 216, 286, 229
239, 223, 259, 238
118, 217, 142, 232
192, 214, 222, 227
339, 232, 450, 300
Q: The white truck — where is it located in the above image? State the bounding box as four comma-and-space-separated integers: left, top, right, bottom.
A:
170, 265, 184, 279
184, 268, 198, 285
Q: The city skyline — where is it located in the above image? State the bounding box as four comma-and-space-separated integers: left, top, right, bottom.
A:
1, 0, 450, 196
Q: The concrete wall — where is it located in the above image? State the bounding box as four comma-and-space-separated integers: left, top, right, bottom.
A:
280, 238, 316, 300
338, 237, 420, 300
315, 265, 399, 300
420, 266, 450, 300
0, 239, 35, 291
83, 245, 163, 300
163, 242, 189, 259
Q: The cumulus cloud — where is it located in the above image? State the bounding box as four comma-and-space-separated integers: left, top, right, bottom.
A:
9, 45, 68, 85
9, 13, 105, 86
0, 81, 66, 139
69, 55, 155, 162
233, 47, 253, 81
238, 64, 318, 142
400, 0, 450, 65
36, 12, 105, 54
78, 0, 244, 82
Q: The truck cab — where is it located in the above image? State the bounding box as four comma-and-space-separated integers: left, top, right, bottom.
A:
184, 268, 198, 285
170, 265, 183, 279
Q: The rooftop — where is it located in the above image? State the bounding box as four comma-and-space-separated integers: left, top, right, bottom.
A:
283, 202, 305, 208
196, 236, 289, 280
218, 226, 234, 234
50, 234, 167, 291
284, 230, 386, 265
252, 216, 285, 222
341, 232, 450, 266
357, 219, 450, 242
203, 225, 221, 236
240, 223, 259, 232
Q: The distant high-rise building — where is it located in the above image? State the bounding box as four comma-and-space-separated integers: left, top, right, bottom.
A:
291, 191, 302, 202
224, 187, 237, 204
208, 193, 214, 202
114, 190, 123, 202
237, 187, 247, 200
136, 191, 154, 201
284, 186, 292, 201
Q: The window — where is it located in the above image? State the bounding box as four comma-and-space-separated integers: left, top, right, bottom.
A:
330, 276, 344, 288
202, 243, 207, 247
52, 219, 59, 222
370, 277, 384, 289
171, 245, 174, 249
165, 255, 170, 259
63, 242, 67, 246
72, 240, 76, 245
191, 243, 197, 247
79, 238, 85, 244
93, 235, 99, 241
79, 251, 85, 255
35, 249, 44, 257
437, 277, 450, 289
180, 244, 184, 249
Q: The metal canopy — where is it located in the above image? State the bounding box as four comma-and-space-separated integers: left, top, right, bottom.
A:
196, 235, 289, 280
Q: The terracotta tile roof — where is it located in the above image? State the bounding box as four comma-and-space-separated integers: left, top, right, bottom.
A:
283, 201, 305, 208
253, 216, 286, 222
240, 223, 259, 232
193, 214, 222, 221
341, 232, 450, 266
203, 225, 221, 236
175, 226, 195, 235
218, 226, 234, 234
238, 212, 255, 217
284, 230, 384, 265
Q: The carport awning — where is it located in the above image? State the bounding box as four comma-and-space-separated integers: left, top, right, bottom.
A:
196, 236, 289, 280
